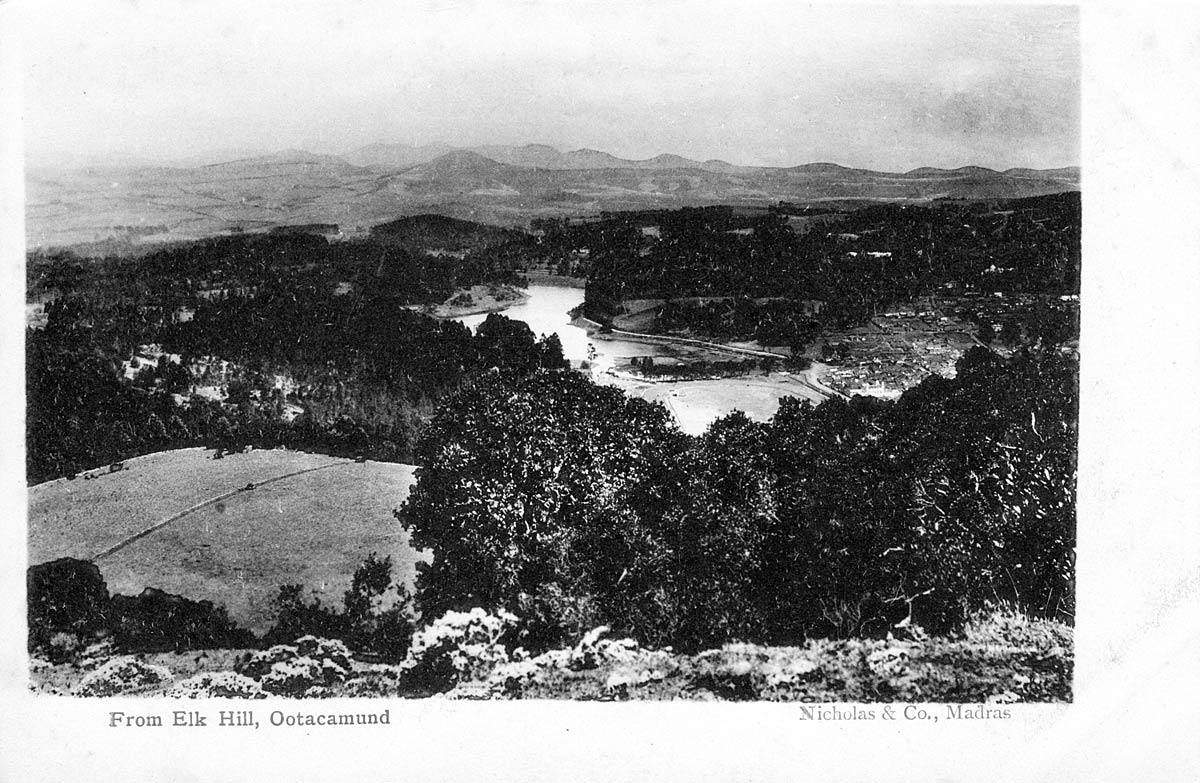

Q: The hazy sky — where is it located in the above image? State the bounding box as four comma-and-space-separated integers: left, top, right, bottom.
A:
15, 0, 1079, 170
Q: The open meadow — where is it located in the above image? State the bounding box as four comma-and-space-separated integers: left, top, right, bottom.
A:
28, 448, 422, 633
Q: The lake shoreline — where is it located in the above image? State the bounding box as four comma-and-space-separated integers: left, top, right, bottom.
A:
520, 272, 587, 289
429, 284, 530, 320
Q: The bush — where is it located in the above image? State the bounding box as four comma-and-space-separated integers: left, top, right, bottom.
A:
263, 586, 348, 647
961, 604, 1073, 654
515, 583, 600, 651
168, 672, 267, 699
264, 554, 414, 661
28, 558, 257, 657
75, 657, 173, 697
109, 588, 256, 653
484, 626, 677, 700
236, 636, 353, 697
404, 608, 518, 692
341, 554, 414, 662
27, 558, 110, 654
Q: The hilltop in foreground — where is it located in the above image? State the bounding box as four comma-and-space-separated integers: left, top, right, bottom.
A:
29, 448, 422, 633
32, 607, 1070, 703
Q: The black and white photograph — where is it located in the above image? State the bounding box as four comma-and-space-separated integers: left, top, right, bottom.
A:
2, 1, 1198, 781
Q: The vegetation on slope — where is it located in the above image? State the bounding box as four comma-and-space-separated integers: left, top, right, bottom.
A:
30, 603, 1071, 703
400, 347, 1076, 653
579, 194, 1080, 329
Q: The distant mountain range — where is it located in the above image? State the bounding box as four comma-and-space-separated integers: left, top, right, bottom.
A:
25, 143, 1079, 250
340, 142, 1079, 180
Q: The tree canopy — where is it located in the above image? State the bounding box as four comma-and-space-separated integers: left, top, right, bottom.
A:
399, 348, 1077, 651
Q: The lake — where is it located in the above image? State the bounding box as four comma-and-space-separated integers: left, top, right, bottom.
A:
454, 284, 671, 371
452, 284, 826, 433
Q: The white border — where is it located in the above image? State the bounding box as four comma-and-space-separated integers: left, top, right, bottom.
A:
2, 3, 1199, 782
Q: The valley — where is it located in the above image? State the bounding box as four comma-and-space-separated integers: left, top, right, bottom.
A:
25, 144, 1080, 251
25, 181, 1080, 704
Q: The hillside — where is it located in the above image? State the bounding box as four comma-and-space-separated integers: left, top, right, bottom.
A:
25, 144, 1080, 250
368, 212, 521, 252
399, 149, 517, 180
28, 448, 422, 633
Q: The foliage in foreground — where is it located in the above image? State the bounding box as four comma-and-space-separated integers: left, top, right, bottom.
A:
399, 348, 1076, 652
28, 558, 254, 661
264, 553, 414, 662
33, 605, 1071, 703
27, 554, 413, 664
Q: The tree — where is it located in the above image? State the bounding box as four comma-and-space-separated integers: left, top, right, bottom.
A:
27, 558, 110, 653
536, 333, 569, 370
999, 320, 1022, 346
342, 553, 414, 661
398, 370, 684, 649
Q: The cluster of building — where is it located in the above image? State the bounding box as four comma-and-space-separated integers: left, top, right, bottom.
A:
818, 307, 979, 398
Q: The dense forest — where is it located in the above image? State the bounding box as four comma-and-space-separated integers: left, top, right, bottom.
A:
27, 199, 1079, 668
28, 196, 1080, 489
26, 224, 562, 484
400, 346, 1077, 652
27, 217, 532, 306
578, 193, 1080, 329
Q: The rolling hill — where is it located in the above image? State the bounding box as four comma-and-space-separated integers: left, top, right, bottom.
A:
25, 143, 1080, 250
28, 448, 423, 634
369, 212, 522, 252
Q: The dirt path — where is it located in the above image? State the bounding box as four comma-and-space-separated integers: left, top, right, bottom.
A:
795, 363, 848, 400
601, 325, 792, 360
91, 458, 353, 561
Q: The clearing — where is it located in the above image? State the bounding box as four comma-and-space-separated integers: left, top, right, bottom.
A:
28, 448, 422, 634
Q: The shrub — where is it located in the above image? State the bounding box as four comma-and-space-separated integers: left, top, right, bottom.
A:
258, 658, 329, 697
237, 636, 353, 697
108, 588, 256, 653
961, 604, 1073, 654
265, 554, 414, 662
404, 608, 518, 691
262, 586, 348, 647
41, 631, 88, 664
341, 554, 414, 662
482, 625, 674, 700
75, 657, 173, 697
238, 636, 351, 679
27, 558, 110, 654
688, 644, 826, 701
168, 672, 266, 699
29, 558, 257, 657
515, 583, 600, 651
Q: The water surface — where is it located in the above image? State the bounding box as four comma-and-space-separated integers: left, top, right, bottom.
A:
455, 284, 669, 370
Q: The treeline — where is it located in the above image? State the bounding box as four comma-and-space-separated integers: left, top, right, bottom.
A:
28, 558, 254, 660
629, 355, 806, 380
399, 347, 1077, 652
28, 553, 412, 663
27, 274, 566, 483
28, 217, 528, 307
581, 194, 1080, 329
656, 297, 824, 350
26, 219, 574, 484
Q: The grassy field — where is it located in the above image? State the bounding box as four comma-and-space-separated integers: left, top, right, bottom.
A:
28, 448, 422, 634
